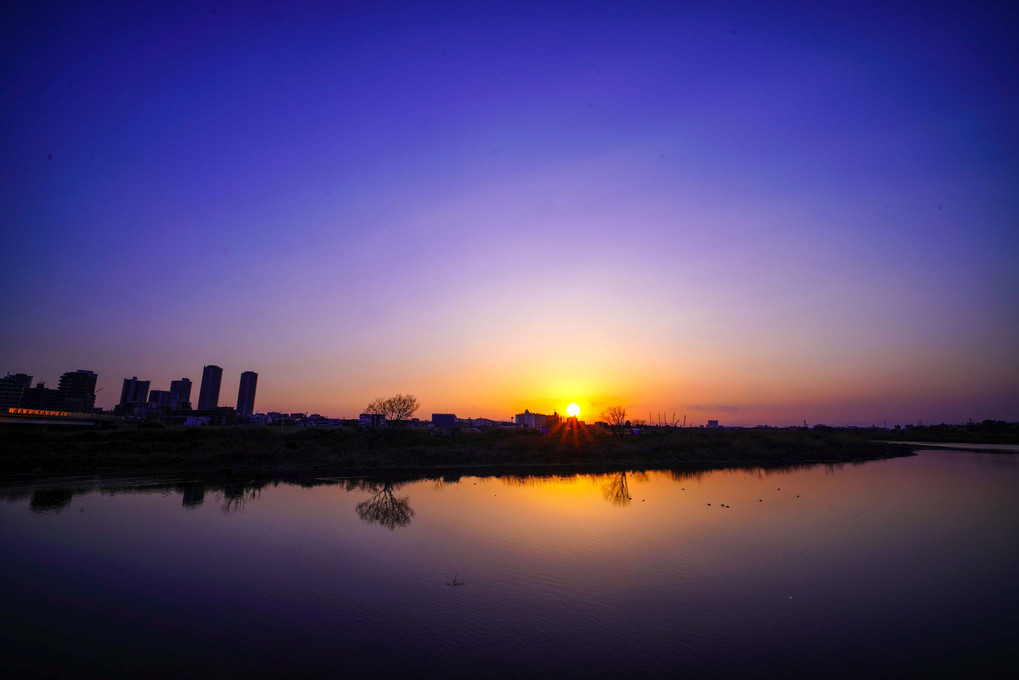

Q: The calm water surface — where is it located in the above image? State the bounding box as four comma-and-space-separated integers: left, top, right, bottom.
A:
2, 451, 1017, 679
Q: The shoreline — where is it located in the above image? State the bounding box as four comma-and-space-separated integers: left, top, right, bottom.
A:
0, 454, 912, 487
1, 424, 915, 484
881, 440, 1019, 453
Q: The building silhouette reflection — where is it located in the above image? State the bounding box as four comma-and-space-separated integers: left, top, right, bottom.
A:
181, 484, 206, 509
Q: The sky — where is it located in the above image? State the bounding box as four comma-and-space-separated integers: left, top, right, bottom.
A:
2, 1, 1017, 425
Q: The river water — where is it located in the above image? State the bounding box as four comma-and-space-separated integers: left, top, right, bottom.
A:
2, 450, 1017, 678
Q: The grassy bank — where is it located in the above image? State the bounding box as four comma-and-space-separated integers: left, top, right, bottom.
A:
1, 423, 908, 480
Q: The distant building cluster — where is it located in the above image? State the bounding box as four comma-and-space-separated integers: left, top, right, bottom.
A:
115, 365, 259, 424
352, 412, 517, 431
4, 365, 605, 433
1, 370, 97, 413
263, 412, 344, 427
2, 364, 259, 426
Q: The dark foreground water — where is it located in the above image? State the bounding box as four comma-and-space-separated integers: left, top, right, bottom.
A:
2, 450, 1017, 679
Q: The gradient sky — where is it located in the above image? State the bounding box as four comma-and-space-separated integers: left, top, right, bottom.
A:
3, 1, 1017, 425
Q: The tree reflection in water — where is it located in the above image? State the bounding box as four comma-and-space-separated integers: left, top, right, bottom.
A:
603, 472, 631, 506
352, 481, 415, 530
602, 471, 649, 507
220, 483, 263, 514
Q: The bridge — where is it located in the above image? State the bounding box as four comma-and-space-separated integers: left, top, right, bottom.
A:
1, 407, 120, 427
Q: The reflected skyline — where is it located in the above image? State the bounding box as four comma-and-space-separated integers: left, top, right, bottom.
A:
3, 460, 866, 520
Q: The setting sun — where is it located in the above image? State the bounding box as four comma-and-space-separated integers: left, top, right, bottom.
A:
566, 403, 581, 417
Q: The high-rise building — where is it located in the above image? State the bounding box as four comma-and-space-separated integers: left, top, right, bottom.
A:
197, 365, 223, 411
169, 378, 192, 404
120, 377, 150, 406
236, 371, 258, 416
149, 390, 180, 410
22, 382, 64, 410
0, 373, 32, 410
59, 369, 98, 412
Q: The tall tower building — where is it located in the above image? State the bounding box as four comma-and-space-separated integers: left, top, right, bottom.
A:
197, 365, 223, 411
59, 369, 98, 412
120, 376, 150, 406
170, 378, 192, 404
236, 371, 258, 416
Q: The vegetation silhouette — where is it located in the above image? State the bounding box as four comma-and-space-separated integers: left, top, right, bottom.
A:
600, 406, 628, 436
0, 420, 923, 479
553, 416, 594, 448
221, 483, 262, 514
362, 393, 421, 444
365, 394, 418, 424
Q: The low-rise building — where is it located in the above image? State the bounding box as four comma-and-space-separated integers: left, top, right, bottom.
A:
432, 413, 457, 428
359, 413, 385, 428
514, 409, 561, 429
180, 415, 210, 426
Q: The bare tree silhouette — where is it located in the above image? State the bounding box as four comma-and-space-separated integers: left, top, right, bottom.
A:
364, 393, 420, 426
600, 406, 628, 435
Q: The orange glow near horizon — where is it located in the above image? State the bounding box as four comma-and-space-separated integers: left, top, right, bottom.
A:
92, 320, 1018, 427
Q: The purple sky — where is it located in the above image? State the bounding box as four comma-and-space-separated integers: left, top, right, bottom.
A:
3, 1, 1017, 425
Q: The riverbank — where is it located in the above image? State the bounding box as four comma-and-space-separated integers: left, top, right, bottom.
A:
882, 440, 1019, 453
0, 423, 910, 481
871, 421, 1019, 445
